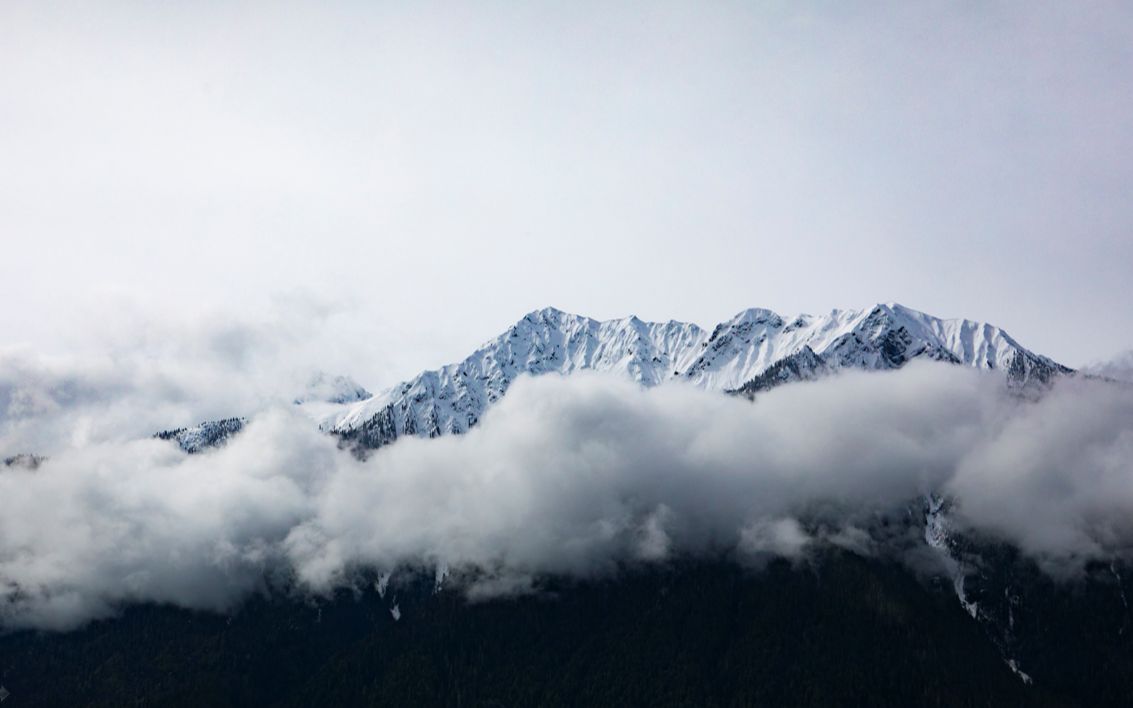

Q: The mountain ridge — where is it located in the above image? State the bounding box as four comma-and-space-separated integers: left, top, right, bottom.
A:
327, 303, 1073, 453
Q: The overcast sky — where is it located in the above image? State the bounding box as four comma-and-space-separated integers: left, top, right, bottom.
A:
2, 1, 1131, 388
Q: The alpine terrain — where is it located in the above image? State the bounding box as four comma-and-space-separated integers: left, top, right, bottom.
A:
328, 303, 1072, 452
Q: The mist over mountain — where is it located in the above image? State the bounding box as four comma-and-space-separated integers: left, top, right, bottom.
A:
1084, 350, 1133, 383
5, 0, 1131, 701
0, 304, 1106, 622
2, 304, 1131, 705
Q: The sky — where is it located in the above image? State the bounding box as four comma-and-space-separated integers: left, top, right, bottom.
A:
2, 1, 1132, 390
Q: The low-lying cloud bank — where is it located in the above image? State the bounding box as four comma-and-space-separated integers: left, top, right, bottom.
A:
2, 364, 1133, 631
0, 293, 397, 455
1085, 349, 1133, 383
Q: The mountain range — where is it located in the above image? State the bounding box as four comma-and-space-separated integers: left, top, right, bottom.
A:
7, 304, 1128, 707
324, 302, 1072, 453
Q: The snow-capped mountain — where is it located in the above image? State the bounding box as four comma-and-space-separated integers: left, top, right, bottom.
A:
328, 303, 1072, 452
148, 374, 369, 454
293, 372, 372, 405
154, 417, 246, 454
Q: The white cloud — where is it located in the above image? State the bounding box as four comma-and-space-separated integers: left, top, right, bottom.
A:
3, 360, 1132, 630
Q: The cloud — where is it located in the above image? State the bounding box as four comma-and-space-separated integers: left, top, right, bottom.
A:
739, 518, 812, 560
0, 292, 388, 455
948, 375, 1133, 570
1083, 350, 1133, 383
1, 362, 1133, 631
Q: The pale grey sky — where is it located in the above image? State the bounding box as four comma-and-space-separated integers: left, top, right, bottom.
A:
2, 1, 1131, 389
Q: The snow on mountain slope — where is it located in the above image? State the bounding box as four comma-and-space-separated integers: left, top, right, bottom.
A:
154, 417, 246, 454
685, 302, 1066, 390
150, 373, 370, 454
294, 372, 372, 405
329, 303, 1073, 452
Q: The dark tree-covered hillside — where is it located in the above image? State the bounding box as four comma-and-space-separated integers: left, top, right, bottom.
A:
6, 550, 1129, 706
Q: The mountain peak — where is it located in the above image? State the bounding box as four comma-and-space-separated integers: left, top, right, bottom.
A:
328, 304, 1073, 452
728, 307, 785, 326
527, 305, 565, 319
295, 372, 372, 405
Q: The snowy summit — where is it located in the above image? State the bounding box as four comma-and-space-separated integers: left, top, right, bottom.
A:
327, 303, 1071, 451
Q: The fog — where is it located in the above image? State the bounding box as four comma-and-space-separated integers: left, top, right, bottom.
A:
5, 0, 1132, 635
3, 356, 1132, 631
0, 295, 382, 454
